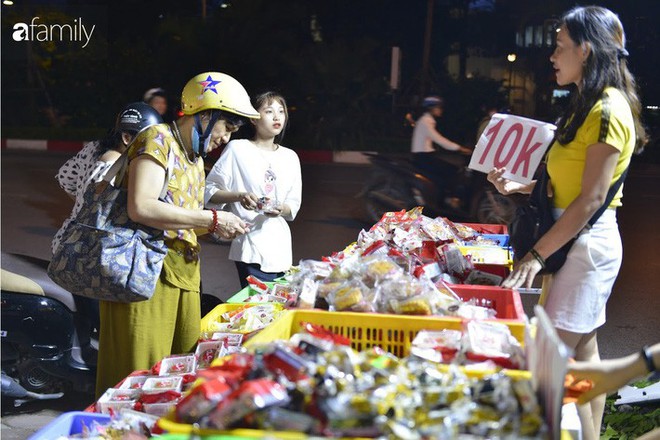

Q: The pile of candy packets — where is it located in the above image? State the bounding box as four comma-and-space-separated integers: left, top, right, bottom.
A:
283, 208, 508, 316
203, 303, 285, 336
241, 275, 299, 307
167, 323, 545, 438
95, 314, 261, 418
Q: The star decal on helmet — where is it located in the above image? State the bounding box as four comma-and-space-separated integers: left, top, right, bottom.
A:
198, 75, 221, 94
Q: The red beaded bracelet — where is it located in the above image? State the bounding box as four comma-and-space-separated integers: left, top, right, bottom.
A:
208, 209, 219, 234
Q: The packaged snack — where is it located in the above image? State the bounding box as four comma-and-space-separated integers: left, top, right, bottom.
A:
243, 293, 287, 304
270, 283, 299, 307
452, 303, 497, 320
362, 256, 402, 284
464, 320, 525, 369
209, 332, 244, 347
212, 303, 284, 334
420, 216, 456, 241
389, 295, 434, 315
464, 269, 503, 286
194, 340, 223, 370
142, 376, 183, 395
255, 407, 318, 432
263, 346, 315, 382
119, 375, 149, 390
175, 377, 234, 423
207, 379, 290, 430
256, 196, 279, 214
440, 243, 473, 278
246, 275, 269, 294
137, 390, 181, 416
156, 354, 196, 376
329, 281, 376, 312
563, 373, 594, 404
97, 388, 139, 415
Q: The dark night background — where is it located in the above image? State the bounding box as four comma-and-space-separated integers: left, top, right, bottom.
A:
1, 0, 659, 153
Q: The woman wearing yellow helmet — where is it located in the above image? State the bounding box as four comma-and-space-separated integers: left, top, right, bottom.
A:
95, 72, 260, 396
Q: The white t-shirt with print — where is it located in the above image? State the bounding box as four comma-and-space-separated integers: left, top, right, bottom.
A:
205, 139, 302, 272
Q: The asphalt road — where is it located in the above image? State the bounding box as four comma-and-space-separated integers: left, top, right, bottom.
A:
2, 150, 659, 438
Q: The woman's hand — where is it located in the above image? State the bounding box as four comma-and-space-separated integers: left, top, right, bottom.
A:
501, 252, 543, 289
214, 212, 249, 240
263, 203, 283, 217
239, 192, 259, 210
487, 167, 526, 195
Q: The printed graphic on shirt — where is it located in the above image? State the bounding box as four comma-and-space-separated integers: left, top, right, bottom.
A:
264, 167, 276, 196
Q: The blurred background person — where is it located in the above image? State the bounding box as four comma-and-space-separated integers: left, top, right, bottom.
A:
143, 87, 169, 121
410, 95, 472, 209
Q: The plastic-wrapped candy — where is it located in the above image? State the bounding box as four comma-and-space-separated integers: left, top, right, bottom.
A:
464, 320, 526, 369
410, 329, 463, 364
360, 255, 403, 285
206, 378, 290, 430
327, 280, 376, 313
209, 304, 284, 334
254, 407, 319, 433
175, 377, 233, 423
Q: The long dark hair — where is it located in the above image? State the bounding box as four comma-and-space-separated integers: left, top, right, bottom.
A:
555, 6, 647, 152
249, 91, 289, 144
98, 127, 122, 154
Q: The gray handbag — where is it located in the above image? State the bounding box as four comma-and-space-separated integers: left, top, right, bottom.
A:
48, 150, 172, 302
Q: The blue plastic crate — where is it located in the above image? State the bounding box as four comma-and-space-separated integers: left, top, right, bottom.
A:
28, 411, 111, 440
482, 233, 510, 247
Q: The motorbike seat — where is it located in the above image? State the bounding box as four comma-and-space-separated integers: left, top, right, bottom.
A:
1, 252, 77, 311
1, 268, 44, 296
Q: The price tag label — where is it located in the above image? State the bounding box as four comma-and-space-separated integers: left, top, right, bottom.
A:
469, 113, 556, 184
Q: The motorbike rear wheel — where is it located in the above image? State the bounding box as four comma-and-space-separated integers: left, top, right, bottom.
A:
363, 180, 416, 225
471, 189, 518, 225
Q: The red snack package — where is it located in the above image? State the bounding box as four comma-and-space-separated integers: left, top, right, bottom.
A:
207, 378, 290, 430
246, 275, 269, 294
175, 377, 234, 423
263, 347, 311, 382
140, 390, 181, 405
300, 321, 351, 346
563, 373, 594, 404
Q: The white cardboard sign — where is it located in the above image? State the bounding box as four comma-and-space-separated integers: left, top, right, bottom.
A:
469, 113, 556, 184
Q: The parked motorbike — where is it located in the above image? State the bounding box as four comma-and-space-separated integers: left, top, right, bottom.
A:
1, 252, 97, 407
358, 150, 521, 225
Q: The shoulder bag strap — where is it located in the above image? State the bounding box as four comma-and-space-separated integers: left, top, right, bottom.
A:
101, 147, 173, 200
586, 164, 630, 228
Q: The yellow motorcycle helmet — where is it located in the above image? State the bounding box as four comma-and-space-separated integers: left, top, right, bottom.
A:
180, 71, 259, 119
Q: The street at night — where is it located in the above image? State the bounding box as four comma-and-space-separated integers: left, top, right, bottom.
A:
2, 0, 660, 438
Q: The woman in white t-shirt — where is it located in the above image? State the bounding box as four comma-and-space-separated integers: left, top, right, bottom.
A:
205, 92, 302, 287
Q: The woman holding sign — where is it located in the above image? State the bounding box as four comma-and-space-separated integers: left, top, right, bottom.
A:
487, 6, 647, 439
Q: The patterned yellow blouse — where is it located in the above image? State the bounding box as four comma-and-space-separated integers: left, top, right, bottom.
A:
126, 124, 205, 251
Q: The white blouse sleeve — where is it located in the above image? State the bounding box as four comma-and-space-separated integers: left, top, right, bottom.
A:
204, 143, 234, 208
282, 151, 302, 221
55, 141, 100, 196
